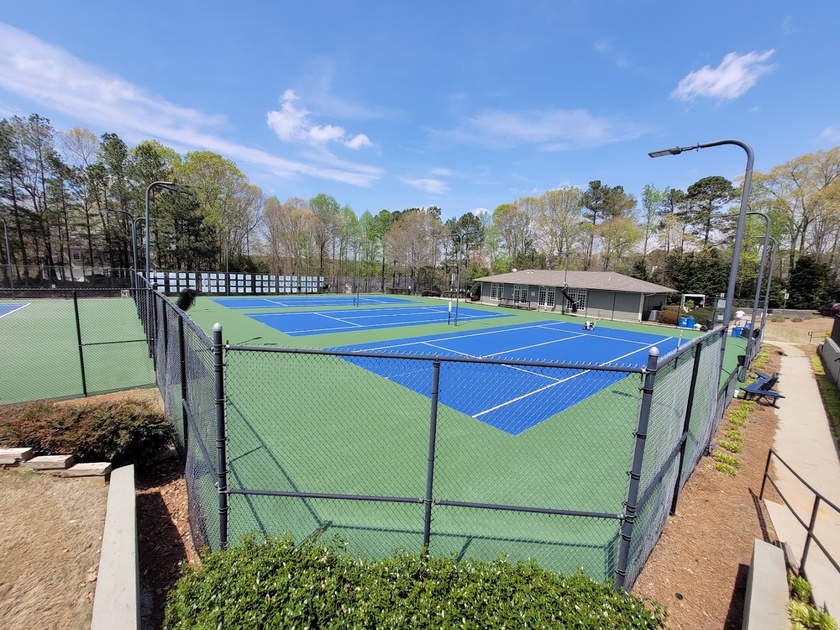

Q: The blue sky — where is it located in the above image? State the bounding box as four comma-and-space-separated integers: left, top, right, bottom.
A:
0, 1, 837, 221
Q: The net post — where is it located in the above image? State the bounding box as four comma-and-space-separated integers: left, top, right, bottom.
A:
423, 359, 442, 550
670, 341, 704, 515
73, 290, 88, 397
213, 323, 229, 549
615, 346, 659, 591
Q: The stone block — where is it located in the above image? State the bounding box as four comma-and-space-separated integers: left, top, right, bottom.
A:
62, 462, 113, 478
0, 447, 34, 465
23, 454, 75, 470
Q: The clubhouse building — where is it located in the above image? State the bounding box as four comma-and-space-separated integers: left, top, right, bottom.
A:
476, 269, 675, 323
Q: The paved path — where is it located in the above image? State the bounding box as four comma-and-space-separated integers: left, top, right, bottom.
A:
763, 341, 840, 616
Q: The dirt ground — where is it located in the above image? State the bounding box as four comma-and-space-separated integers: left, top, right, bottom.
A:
2, 315, 834, 629
0, 468, 108, 629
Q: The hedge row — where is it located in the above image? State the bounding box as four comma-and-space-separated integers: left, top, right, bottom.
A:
0, 398, 172, 465
164, 535, 668, 629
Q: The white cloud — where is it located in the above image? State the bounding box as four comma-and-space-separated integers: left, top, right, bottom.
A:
0, 23, 382, 187
818, 127, 840, 142
454, 108, 654, 150
266, 89, 374, 150
345, 133, 372, 150
399, 176, 450, 195
593, 39, 632, 69
671, 50, 776, 102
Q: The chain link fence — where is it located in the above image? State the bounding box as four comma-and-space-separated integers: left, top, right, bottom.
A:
132, 275, 731, 589
0, 287, 155, 404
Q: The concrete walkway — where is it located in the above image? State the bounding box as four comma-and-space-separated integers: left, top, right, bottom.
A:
763, 341, 840, 616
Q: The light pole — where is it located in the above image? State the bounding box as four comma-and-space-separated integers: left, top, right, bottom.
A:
761, 237, 777, 330
144, 181, 190, 286
649, 139, 755, 377
745, 212, 771, 367
0, 217, 13, 298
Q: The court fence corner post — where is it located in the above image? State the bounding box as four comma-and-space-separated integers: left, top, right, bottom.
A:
213, 322, 229, 549
423, 359, 442, 551
178, 315, 189, 457
615, 346, 659, 591
72, 290, 88, 397
670, 340, 704, 515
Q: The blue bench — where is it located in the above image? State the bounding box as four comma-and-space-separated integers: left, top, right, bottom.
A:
742, 372, 784, 407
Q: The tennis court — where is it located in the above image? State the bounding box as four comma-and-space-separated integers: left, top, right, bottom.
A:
337, 321, 685, 435
211, 295, 413, 309
247, 304, 512, 336
0, 302, 26, 318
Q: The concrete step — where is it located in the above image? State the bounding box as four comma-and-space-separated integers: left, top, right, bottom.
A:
61, 462, 112, 479
23, 454, 75, 470
0, 447, 34, 465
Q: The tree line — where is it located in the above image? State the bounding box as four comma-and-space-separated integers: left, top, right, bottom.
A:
1, 113, 839, 308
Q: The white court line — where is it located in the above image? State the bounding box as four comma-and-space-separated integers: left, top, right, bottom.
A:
472, 339, 660, 419
480, 333, 585, 358
312, 311, 363, 327
358, 322, 557, 353
0, 302, 30, 318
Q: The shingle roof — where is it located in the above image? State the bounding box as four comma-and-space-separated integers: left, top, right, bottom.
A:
477, 270, 675, 293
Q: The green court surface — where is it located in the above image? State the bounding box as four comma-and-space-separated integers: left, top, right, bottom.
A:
181, 294, 736, 577
0, 297, 156, 404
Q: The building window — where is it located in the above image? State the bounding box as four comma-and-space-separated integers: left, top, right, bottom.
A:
513, 284, 526, 302
562, 287, 587, 310
490, 282, 499, 299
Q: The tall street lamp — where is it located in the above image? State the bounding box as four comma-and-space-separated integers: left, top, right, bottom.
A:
144, 181, 190, 286
761, 238, 777, 327
649, 139, 755, 377
745, 212, 771, 368
0, 217, 13, 298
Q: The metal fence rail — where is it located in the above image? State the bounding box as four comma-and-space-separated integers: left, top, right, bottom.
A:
760, 449, 840, 577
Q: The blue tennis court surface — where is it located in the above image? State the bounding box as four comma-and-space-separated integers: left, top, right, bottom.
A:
212, 295, 413, 309
0, 303, 27, 318
337, 321, 687, 435
249, 305, 512, 336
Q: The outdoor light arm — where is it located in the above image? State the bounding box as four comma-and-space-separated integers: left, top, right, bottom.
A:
144, 181, 188, 283
649, 139, 754, 375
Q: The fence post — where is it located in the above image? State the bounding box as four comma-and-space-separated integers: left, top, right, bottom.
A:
72, 290, 88, 397
178, 316, 189, 456
423, 359, 442, 550
670, 342, 704, 515
801, 494, 821, 575
615, 347, 659, 591
213, 323, 228, 549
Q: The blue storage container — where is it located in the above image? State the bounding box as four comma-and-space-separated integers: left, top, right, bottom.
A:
678, 316, 690, 328
687, 317, 696, 328
732, 326, 744, 337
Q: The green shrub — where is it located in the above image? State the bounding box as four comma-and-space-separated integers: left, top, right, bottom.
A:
770, 315, 787, 323
713, 461, 738, 476
789, 574, 812, 603
0, 398, 172, 466
718, 439, 742, 453
658, 309, 679, 326
789, 599, 837, 630
713, 451, 740, 468
723, 428, 743, 442
164, 535, 669, 629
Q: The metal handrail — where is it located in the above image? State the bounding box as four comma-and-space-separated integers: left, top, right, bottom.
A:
759, 448, 840, 576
